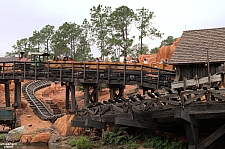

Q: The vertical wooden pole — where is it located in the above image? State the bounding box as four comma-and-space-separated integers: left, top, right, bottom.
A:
84, 85, 89, 107
94, 85, 98, 103
5, 84, 10, 107
142, 87, 148, 95
110, 88, 115, 100
65, 85, 70, 110
16, 82, 21, 109
71, 84, 76, 112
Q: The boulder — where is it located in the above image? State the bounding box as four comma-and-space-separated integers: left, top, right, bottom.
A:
53, 114, 77, 136
20, 134, 32, 143
30, 132, 50, 143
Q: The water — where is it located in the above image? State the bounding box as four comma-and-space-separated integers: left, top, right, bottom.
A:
0, 143, 72, 149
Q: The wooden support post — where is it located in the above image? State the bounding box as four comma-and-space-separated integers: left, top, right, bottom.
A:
221, 73, 225, 87
142, 87, 148, 95
174, 109, 199, 149
183, 77, 187, 91
70, 84, 77, 112
117, 85, 125, 99
157, 69, 160, 89
93, 85, 98, 103
183, 122, 199, 149
84, 85, 89, 107
110, 88, 115, 100
13, 81, 21, 108
65, 85, 70, 110
5, 84, 10, 107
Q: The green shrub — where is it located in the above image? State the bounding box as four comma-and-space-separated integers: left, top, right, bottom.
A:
103, 129, 128, 146
68, 139, 76, 147
127, 140, 140, 149
142, 136, 186, 149
0, 134, 6, 141
68, 136, 93, 149
75, 136, 93, 149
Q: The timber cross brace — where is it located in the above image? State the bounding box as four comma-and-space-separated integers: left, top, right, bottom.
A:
174, 109, 225, 149
83, 84, 99, 107
174, 109, 199, 149
109, 85, 125, 102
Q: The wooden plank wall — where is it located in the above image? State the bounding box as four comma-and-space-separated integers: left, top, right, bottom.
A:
176, 64, 220, 80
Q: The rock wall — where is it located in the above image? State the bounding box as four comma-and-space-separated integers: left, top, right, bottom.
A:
53, 114, 85, 136
156, 38, 180, 62
138, 38, 180, 64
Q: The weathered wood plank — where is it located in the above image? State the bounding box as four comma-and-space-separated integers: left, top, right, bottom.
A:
71, 120, 87, 128
101, 114, 115, 123
174, 109, 199, 127
85, 119, 106, 129
171, 74, 221, 89
115, 118, 157, 129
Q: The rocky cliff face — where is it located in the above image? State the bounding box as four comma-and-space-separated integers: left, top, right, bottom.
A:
138, 38, 180, 64
156, 38, 180, 63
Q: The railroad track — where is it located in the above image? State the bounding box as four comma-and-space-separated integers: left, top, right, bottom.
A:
22, 80, 64, 122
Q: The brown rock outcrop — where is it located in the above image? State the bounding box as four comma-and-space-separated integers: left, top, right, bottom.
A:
138, 54, 157, 64
156, 38, 180, 62
53, 114, 84, 136
30, 132, 50, 143
138, 38, 180, 64
20, 134, 32, 143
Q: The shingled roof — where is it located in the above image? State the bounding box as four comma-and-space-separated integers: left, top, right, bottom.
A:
170, 27, 225, 64
0, 57, 20, 62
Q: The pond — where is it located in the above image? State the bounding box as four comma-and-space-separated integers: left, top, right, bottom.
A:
0, 143, 72, 149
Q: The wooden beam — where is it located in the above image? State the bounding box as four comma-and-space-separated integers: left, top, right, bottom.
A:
0, 80, 11, 84
183, 122, 199, 149
71, 120, 87, 128
115, 118, 157, 129
174, 109, 199, 127
133, 111, 152, 120
101, 114, 115, 123
171, 74, 221, 89
85, 119, 106, 129
198, 124, 225, 149
185, 93, 205, 105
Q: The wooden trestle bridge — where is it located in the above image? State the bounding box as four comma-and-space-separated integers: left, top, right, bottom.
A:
1, 61, 225, 149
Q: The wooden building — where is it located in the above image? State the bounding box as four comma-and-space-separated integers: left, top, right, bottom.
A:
170, 27, 225, 82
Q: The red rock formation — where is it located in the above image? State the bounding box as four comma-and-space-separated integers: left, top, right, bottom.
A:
138, 38, 180, 64
138, 54, 157, 64
53, 114, 85, 136
30, 132, 51, 143
156, 38, 180, 62
20, 134, 32, 143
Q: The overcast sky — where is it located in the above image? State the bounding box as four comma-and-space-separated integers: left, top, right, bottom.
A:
1, 0, 225, 57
